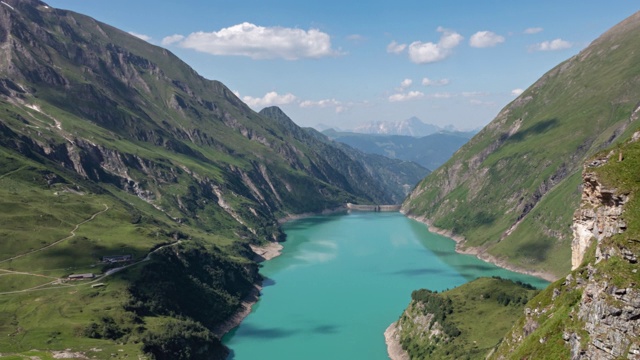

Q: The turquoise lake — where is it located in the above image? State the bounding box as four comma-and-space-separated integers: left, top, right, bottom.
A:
223, 212, 548, 359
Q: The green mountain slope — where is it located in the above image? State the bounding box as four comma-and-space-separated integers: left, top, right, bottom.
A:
403, 11, 640, 278
0, 1, 409, 358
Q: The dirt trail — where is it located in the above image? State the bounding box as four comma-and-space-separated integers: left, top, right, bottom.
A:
0, 204, 109, 265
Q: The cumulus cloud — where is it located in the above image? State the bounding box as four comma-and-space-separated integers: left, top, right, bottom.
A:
387, 40, 407, 54
400, 78, 413, 88
422, 77, 450, 86
524, 27, 543, 34
162, 34, 185, 46
169, 22, 339, 60
469, 31, 505, 48
129, 32, 152, 42
300, 98, 350, 113
511, 88, 524, 96
242, 91, 297, 108
529, 38, 572, 52
408, 27, 463, 64
389, 91, 424, 102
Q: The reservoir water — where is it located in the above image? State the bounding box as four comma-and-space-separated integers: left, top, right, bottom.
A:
223, 212, 548, 359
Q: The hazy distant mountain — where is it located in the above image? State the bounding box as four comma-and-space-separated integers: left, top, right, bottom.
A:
313, 123, 340, 132
323, 130, 473, 171
353, 117, 441, 137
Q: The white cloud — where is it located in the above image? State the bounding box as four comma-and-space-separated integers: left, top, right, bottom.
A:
422, 77, 450, 86
400, 78, 413, 88
408, 27, 463, 64
162, 34, 185, 46
389, 91, 424, 102
299, 98, 349, 113
469, 31, 505, 48
387, 40, 407, 54
347, 34, 365, 42
129, 32, 152, 42
524, 27, 543, 34
242, 91, 297, 108
172, 22, 339, 60
511, 88, 524, 96
529, 38, 572, 52
300, 98, 340, 108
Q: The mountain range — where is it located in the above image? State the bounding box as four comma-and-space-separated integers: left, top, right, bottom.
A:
352, 116, 443, 137
323, 129, 474, 171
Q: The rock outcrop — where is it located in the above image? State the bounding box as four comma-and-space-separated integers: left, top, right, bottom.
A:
572, 159, 628, 270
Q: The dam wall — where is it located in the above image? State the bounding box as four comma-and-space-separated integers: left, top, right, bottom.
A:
346, 203, 402, 212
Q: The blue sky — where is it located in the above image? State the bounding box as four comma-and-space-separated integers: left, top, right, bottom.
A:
46, 1, 639, 130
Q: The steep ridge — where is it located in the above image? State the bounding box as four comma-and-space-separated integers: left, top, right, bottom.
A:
490, 132, 640, 359
0, 1, 407, 358
403, 11, 640, 278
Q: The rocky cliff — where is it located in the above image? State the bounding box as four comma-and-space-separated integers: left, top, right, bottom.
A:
491, 132, 640, 360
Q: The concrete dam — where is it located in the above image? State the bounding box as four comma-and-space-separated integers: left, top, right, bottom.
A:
346, 203, 402, 212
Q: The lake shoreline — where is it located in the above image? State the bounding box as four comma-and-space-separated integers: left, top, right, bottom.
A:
213, 242, 284, 339
385, 212, 557, 360
384, 322, 410, 360
403, 213, 558, 283
276, 206, 348, 224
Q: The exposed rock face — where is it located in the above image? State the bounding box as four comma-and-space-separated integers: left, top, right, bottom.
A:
577, 275, 640, 359
572, 164, 628, 270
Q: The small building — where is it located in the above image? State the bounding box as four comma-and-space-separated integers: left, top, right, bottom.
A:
68, 273, 95, 280
102, 255, 133, 263
91, 283, 105, 288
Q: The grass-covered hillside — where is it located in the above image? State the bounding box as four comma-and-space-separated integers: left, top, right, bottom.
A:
0, 1, 418, 358
403, 11, 640, 278
394, 277, 539, 360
